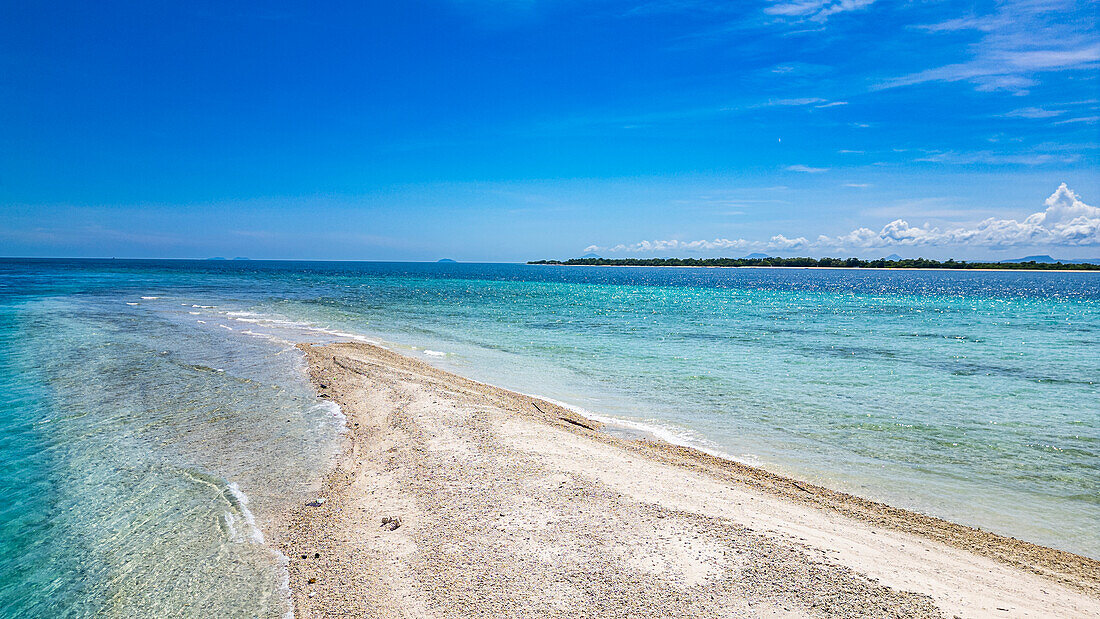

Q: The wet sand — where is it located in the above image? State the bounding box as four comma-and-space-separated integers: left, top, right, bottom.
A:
277, 342, 1100, 618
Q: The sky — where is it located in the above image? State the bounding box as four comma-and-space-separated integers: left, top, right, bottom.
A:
1, 0, 1098, 261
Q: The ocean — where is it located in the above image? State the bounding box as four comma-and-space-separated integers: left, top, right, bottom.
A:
1, 258, 1097, 615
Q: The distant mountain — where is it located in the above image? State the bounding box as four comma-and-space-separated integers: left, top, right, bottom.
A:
437, 258, 457, 263
206, 257, 227, 260
578, 252, 601, 259
743, 252, 770, 259
999, 255, 1100, 265
883, 253, 903, 261
232, 257, 250, 261
1001, 255, 1057, 263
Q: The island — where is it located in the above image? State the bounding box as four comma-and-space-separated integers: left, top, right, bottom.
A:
528, 256, 1100, 270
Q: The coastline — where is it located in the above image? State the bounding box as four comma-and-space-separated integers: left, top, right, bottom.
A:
276, 341, 1100, 617
531, 263, 1100, 273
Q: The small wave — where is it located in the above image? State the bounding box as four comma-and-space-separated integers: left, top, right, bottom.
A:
325, 329, 382, 344
189, 311, 201, 315
184, 471, 267, 546
311, 400, 347, 427
240, 330, 297, 346
222, 313, 384, 347
519, 392, 756, 466
125, 302, 139, 306
226, 316, 292, 326
423, 350, 446, 357
218, 325, 233, 330
224, 482, 265, 544
275, 550, 294, 619
141, 296, 160, 300
187, 470, 294, 616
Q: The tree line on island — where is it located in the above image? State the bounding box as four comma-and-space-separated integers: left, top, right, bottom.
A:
528, 257, 1100, 270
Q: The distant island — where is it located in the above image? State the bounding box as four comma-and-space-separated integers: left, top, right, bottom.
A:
528, 257, 1100, 270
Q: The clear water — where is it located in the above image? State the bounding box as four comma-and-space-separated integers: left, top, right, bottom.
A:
1, 259, 1097, 614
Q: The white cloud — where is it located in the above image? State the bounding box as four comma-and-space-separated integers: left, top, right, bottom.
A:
765, 97, 827, 106
591, 238, 752, 254
785, 164, 829, 173
1000, 107, 1065, 119
815, 185, 1099, 248
912, 15, 993, 33
764, 0, 876, 22
1054, 116, 1099, 125
881, 1, 1100, 95
915, 150, 1080, 165
878, 46, 1099, 93
756, 97, 848, 109
587, 184, 1099, 254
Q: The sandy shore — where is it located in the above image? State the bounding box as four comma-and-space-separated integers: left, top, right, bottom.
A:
276, 342, 1100, 618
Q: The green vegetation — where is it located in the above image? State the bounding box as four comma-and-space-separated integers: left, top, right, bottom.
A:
528, 257, 1100, 270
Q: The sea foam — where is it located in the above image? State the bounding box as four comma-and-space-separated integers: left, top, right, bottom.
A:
224, 482, 265, 545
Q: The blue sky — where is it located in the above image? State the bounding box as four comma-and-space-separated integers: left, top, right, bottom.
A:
1, 0, 1098, 260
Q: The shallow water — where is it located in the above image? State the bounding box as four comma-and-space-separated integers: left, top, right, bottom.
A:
0, 264, 344, 617
1, 259, 1097, 613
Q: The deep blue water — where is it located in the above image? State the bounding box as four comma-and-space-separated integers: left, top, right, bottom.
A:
1, 258, 1097, 615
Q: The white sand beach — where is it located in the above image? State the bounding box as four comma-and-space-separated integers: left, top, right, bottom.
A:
278, 342, 1100, 618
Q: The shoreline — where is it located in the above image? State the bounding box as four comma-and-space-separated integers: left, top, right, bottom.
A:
277, 341, 1100, 617
531, 263, 1100, 273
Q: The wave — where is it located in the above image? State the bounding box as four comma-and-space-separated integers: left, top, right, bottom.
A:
184, 470, 267, 546
215, 311, 385, 347
310, 400, 348, 435
276, 551, 294, 619
240, 329, 298, 346
527, 393, 755, 465
224, 482, 265, 544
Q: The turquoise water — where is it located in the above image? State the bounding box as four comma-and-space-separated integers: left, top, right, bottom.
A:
1, 259, 1097, 614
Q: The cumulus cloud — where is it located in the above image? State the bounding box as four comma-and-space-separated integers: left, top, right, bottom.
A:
587, 234, 811, 254
587, 184, 1099, 254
